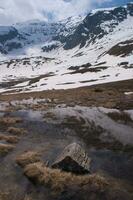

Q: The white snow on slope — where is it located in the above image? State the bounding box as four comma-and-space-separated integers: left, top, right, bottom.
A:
90, 7, 116, 15
0, 14, 133, 93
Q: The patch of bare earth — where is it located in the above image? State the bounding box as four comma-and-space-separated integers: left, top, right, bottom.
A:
28, 72, 55, 85
67, 66, 108, 74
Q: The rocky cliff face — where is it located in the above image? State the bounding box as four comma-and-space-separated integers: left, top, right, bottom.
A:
0, 26, 18, 43
0, 26, 23, 54
64, 3, 133, 50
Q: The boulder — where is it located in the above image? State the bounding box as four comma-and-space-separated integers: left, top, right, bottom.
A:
52, 143, 91, 175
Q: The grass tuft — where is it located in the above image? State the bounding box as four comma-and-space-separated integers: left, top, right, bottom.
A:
0, 133, 19, 144
16, 151, 41, 167
0, 143, 15, 155
0, 117, 22, 125
24, 162, 108, 193
7, 127, 28, 135
24, 195, 32, 200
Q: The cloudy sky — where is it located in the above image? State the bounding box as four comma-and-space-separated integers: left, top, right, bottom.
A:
0, 0, 130, 25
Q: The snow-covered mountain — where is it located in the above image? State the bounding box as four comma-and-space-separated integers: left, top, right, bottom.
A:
0, 3, 133, 93
0, 15, 83, 55
64, 4, 132, 49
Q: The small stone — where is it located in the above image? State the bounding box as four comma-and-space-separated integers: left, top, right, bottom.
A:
52, 143, 91, 175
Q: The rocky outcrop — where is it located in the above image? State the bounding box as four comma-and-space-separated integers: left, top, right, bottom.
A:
52, 143, 91, 175
127, 3, 133, 16
0, 26, 22, 54
107, 39, 133, 57
0, 26, 18, 43
63, 6, 130, 50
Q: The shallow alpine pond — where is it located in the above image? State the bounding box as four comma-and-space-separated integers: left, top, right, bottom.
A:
0, 106, 133, 200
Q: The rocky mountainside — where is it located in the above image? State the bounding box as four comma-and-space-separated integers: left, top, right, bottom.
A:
0, 15, 83, 54
64, 3, 133, 49
0, 3, 132, 54
0, 3, 132, 93
0, 3, 133, 55
0, 26, 22, 54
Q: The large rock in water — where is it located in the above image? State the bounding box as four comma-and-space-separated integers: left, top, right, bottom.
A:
52, 143, 91, 174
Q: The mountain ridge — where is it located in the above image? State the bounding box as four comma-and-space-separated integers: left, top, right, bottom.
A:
0, 3, 132, 55
0, 3, 132, 93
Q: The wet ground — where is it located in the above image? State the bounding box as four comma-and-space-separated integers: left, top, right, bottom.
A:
0, 77, 133, 200
0, 104, 133, 200
0, 111, 78, 200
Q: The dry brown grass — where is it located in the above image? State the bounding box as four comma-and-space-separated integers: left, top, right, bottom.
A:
16, 151, 41, 167
7, 127, 28, 135
44, 112, 57, 120
0, 192, 10, 200
0, 133, 19, 144
0, 79, 133, 110
24, 162, 108, 193
0, 143, 15, 155
23, 195, 32, 200
0, 117, 22, 125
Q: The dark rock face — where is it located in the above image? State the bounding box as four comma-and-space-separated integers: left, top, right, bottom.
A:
0, 27, 22, 53
5, 42, 22, 52
0, 27, 18, 43
0, 45, 7, 54
107, 39, 133, 57
42, 44, 59, 52
111, 7, 127, 22
63, 5, 132, 50
127, 3, 133, 16
52, 143, 91, 175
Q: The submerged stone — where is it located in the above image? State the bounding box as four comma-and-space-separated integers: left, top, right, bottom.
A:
52, 143, 91, 175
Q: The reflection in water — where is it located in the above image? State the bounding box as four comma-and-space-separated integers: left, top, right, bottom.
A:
90, 148, 133, 183
2, 108, 133, 182
45, 106, 133, 145
12, 110, 44, 121
0, 106, 133, 199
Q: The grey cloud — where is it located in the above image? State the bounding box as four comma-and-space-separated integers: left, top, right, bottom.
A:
0, 0, 112, 25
